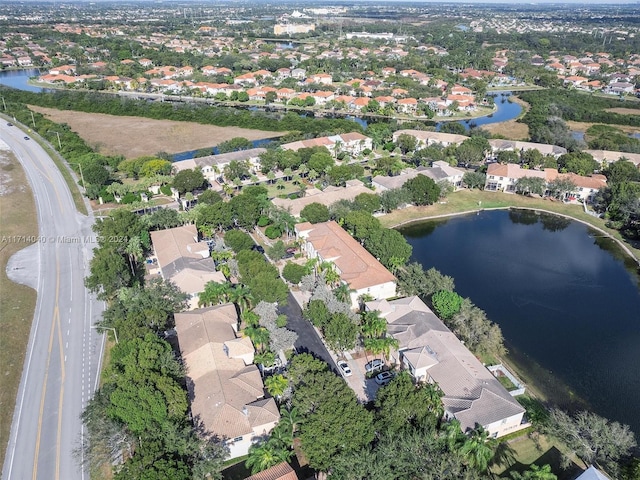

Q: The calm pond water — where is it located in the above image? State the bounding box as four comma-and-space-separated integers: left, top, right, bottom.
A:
0, 68, 50, 93
399, 209, 640, 435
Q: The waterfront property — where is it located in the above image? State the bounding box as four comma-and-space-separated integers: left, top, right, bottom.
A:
484, 163, 607, 202
295, 220, 397, 309
372, 160, 465, 192
392, 129, 468, 148
273, 179, 372, 217
366, 296, 528, 438
174, 304, 279, 459
281, 132, 373, 158
149, 224, 225, 309
172, 148, 267, 182
488, 139, 567, 157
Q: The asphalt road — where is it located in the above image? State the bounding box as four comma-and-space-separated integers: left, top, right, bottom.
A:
1, 122, 104, 480
279, 292, 338, 373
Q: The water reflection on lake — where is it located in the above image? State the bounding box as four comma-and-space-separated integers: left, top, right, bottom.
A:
400, 209, 640, 434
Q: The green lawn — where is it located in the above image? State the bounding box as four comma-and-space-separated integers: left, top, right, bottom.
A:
492, 433, 584, 480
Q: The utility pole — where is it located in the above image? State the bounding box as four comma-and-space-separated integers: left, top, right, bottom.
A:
30, 110, 36, 128
53, 131, 61, 149
1, 96, 6, 111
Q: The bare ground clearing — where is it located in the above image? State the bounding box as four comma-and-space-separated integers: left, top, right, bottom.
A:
29, 106, 283, 159
566, 120, 640, 135
604, 107, 640, 116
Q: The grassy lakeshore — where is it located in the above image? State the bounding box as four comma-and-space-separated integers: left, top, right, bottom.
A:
380, 189, 640, 263
0, 147, 38, 469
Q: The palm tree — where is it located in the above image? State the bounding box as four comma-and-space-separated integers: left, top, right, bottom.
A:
124, 236, 143, 276
283, 167, 293, 181
198, 281, 232, 307
298, 164, 309, 178
279, 406, 303, 438
275, 178, 285, 190
244, 326, 270, 352
333, 283, 355, 304
510, 464, 557, 480
308, 169, 318, 182
183, 191, 194, 210
229, 284, 253, 314
442, 419, 465, 452
360, 310, 387, 339
245, 441, 291, 475
267, 171, 276, 184
264, 374, 288, 398
459, 424, 498, 472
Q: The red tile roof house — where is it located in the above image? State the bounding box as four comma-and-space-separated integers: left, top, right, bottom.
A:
174, 304, 280, 460
484, 163, 607, 203
365, 296, 527, 439
295, 221, 397, 309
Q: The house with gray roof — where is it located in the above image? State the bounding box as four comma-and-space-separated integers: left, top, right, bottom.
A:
366, 296, 527, 438
372, 161, 464, 192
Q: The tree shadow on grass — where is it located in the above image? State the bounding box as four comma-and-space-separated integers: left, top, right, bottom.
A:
499, 446, 583, 480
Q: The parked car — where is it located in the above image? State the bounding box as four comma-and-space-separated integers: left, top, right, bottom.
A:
375, 371, 394, 385
286, 247, 296, 254
251, 245, 265, 254
6, 122, 13, 126
337, 360, 352, 377
23, 136, 30, 140
364, 359, 384, 373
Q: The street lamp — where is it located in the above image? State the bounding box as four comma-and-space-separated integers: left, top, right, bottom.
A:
50, 131, 61, 149
69, 162, 86, 191
1, 96, 6, 111
91, 325, 118, 344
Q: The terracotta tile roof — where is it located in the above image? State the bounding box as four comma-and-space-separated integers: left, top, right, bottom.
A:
243, 462, 298, 480
175, 305, 279, 440
295, 221, 396, 291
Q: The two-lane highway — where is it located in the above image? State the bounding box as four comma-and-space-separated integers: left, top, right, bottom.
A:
1, 122, 104, 480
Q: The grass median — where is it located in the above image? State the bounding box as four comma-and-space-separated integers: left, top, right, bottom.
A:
0, 148, 38, 468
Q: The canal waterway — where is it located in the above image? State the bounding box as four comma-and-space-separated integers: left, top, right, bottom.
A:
399, 209, 640, 435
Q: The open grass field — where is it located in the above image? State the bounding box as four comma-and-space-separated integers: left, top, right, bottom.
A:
379, 189, 640, 262
0, 143, 38, 469
28, 106, 283, 159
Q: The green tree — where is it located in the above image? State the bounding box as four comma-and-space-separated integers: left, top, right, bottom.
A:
224, 229, 255, 252
324, 312, 359, 354
459, 424, 498, 472
264, 374, 288, 398
217, 137, 253, 154
510, 464, 557, 480
396, 133, 418, 154
515, 176, 546, 196
375, 372, 443, 435
86, 247, 134, 299
300, 202, 330, 223
546, 409, 637, 470
547, 178, 576, 200
558, 152, 599, 176
353, 192, 381, 214
343, 210, 381, 241
463, 171, 487, 190
172, 169, 207, 194
403, 174, 440, 206
364, 228, 413, 269
432, 290, 463, 319
245, 441, 291, 475
197, 189, 222, 205
282, 262, 308, 284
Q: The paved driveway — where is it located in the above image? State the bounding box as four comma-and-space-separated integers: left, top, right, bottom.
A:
279, 292, 337, 373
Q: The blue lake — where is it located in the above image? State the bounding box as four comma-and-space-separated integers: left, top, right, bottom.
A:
399, 209, 640, 435
0, 68, 51, 93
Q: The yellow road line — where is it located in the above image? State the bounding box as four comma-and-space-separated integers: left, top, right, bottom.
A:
32, 253, 61, 480
55, 301, 66, 480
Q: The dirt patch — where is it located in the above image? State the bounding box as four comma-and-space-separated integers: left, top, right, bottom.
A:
29, 106, 284, 159
604, 107, 640, 116
0, 147, 38, 469
482, 119, 530, 140
565, 120, 640, 136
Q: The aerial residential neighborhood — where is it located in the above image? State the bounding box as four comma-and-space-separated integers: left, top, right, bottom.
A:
0, 2, 639, 480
